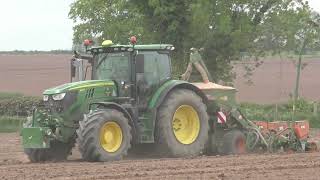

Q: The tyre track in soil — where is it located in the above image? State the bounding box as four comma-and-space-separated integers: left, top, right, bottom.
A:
0, 133, 319, 180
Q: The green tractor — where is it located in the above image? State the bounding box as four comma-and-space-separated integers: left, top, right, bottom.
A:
21, 38, 251, 162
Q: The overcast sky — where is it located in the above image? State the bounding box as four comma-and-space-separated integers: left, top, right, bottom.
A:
0, 0, 74, 51
0, 0, 320, 51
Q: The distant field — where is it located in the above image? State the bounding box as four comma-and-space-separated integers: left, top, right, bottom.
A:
0, 54, 319, 104
0, 54, 71, 96
234, 57, 320, 103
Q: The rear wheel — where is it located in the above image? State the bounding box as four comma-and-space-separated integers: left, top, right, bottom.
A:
156, 89, 209, 157
24, 140, 74, 162
77, 109, 132, 162
222, 130, 246, 155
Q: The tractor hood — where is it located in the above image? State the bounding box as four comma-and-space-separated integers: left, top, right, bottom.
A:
43, 80, 115, 95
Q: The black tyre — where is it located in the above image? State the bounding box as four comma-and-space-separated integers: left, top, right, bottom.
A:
24, 140, 75, 162
206, 133, 219, 155
156, 89, 209, 157
222, 130, 246, 155
77, 109, 132, 162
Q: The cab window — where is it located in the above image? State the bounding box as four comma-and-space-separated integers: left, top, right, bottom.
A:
141, 51, 171, 86
95, 52, 130, 82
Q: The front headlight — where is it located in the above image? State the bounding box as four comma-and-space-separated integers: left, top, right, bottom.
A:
52, 93, 66, 101
43, 95, 49, 101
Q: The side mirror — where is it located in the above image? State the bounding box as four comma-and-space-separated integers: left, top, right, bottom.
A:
136, 54, 144, 73
71, 59, 76, 78
73, 50, 80, 58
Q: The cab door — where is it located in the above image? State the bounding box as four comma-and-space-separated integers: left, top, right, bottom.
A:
135, 51, 171, 110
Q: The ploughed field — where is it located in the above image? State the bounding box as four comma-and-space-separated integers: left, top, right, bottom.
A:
0, 54, 71, 96
0, 133, 319, 180
1, 54, 320, 103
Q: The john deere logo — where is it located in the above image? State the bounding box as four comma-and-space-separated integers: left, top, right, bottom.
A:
105, 87, 111, 96
105, 91, 112, 96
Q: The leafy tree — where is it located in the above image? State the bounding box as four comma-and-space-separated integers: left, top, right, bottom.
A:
69, 0, 144, 45
259, 1, 320, 100
69, 0, 318, 83
186, 0, 317, 82
132, 0, 191, 50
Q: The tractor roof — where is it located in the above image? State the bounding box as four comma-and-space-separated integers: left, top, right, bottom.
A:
119, 44, 174, 50
90, 44, 174, 53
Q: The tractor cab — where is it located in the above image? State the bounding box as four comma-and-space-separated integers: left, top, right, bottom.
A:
87, 40, 175, 108
70, 39, 174, 101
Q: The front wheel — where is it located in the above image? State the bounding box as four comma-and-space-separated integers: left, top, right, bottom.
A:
77, 109, 132, 162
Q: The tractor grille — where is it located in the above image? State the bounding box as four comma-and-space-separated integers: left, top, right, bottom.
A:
44, 92, 78, 113
44, 99, 64, 113
85, 88, 95, 99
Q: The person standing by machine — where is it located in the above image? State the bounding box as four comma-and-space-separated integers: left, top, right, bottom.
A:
181, 47, 211, 83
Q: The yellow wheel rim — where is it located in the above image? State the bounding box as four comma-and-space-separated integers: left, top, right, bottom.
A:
172, 105, 200, 145
99, 122, 123, 153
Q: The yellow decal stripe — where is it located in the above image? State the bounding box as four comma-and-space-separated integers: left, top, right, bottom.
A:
69, 83, 114, 91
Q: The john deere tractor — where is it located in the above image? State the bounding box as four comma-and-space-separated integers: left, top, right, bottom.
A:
21, 38, 270, 162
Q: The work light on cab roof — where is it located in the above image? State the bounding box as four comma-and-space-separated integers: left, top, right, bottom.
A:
102, 40, 113, 47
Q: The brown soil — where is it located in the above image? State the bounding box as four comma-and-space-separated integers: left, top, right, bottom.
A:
0, 54, 71, 96
1, 54, 319, 103
0, 133, 319, 180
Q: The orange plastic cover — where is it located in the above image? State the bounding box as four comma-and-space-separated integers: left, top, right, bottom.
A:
254, 120, 310, 139
293, 121, 310, 139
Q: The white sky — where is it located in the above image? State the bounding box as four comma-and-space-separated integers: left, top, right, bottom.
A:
0, 0, 319, 51
0, 0, 74, 51
309, 0, 320, 13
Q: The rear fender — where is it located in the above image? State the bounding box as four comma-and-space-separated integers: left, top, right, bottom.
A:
148, 80, 208, 110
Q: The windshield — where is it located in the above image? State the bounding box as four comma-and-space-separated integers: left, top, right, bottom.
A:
95, 52, 130, 81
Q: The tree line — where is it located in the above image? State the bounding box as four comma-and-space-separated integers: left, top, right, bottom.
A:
69, 0, 320, 82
